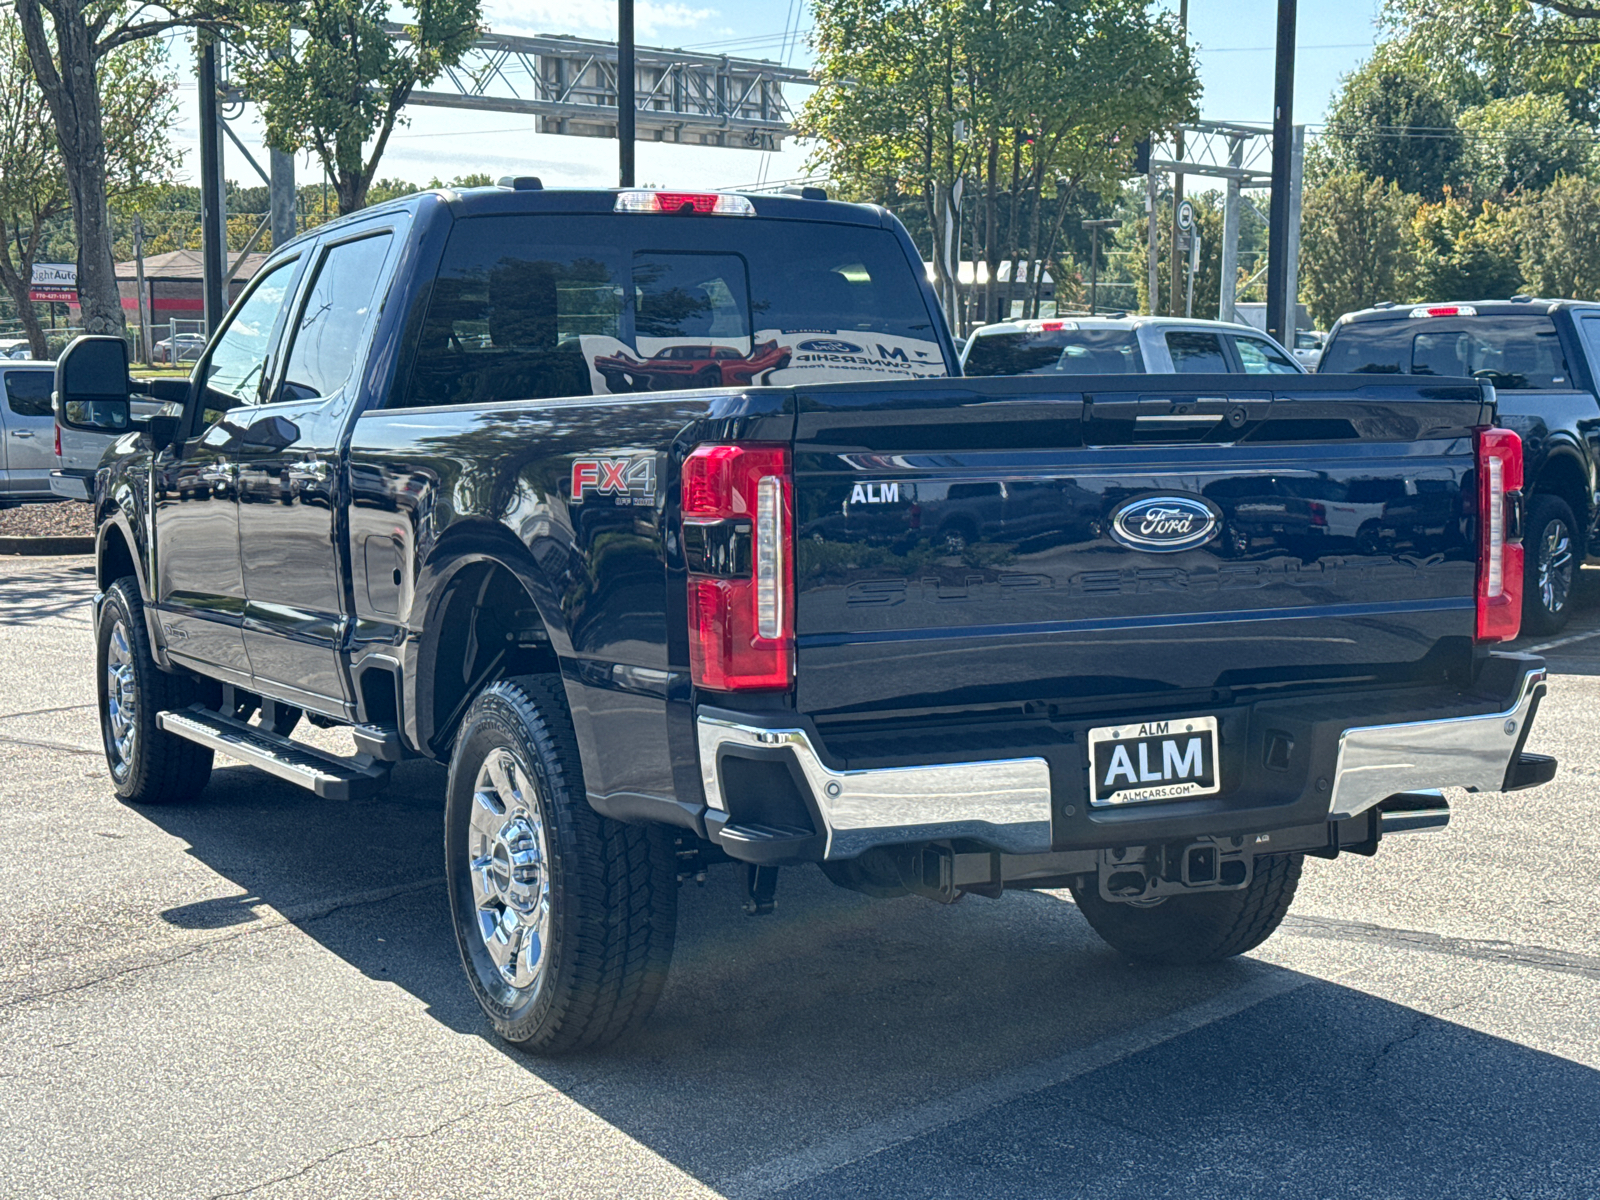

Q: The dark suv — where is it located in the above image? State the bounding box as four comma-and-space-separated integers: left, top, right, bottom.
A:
1321, 299, 1600, 633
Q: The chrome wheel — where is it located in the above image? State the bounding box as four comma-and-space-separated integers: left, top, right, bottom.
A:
104, 618, 137, 776
468, 748, 552, 998
1539, 519, 1573, 616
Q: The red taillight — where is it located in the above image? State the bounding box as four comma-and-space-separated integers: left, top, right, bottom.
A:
682, 443, 793, 690
1308, 501, 1327, 527
54, 424, 61, 459
1476, 427, 1524, 642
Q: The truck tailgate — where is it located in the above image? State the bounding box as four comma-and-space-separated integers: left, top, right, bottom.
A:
791, 375, 1493, 719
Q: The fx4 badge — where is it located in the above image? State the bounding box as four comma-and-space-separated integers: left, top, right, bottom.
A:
848, 482, 901, 504
1109, 494, 1220, 552
570, 455, 657, 506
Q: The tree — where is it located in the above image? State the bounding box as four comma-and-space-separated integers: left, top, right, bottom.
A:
1458, 93, 1593, 197
1517, 174, 1600, 299
13, 0, 226, 336
0, 21, 179, 354
1382, 0, 1600, 125
1405, 190, 1521, 300
1299, 171, 1417, 328
1319, 54, 1463, 199
798, 0, 1196, 330
235, 0, 481, 215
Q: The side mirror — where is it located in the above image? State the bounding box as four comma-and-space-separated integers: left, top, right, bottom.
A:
55, 336, 131, 433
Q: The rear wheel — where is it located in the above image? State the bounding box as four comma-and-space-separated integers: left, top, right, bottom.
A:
96, 578, 213, 804
1068, 854, 1303, 964
1523, 494, 1576, 636
444, 675, 678, 1053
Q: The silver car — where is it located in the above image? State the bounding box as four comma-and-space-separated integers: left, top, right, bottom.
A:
0, 360, 162, 503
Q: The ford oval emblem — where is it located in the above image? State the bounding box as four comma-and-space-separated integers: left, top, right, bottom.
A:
797, 338, 864, 354
1109, 494, 1220, 552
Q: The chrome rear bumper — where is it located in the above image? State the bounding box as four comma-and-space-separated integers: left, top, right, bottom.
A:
696, 662, 1549, 860
1326, 666, 1546, 820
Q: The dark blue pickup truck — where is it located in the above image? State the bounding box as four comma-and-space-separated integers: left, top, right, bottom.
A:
58, 184, 1555, 1053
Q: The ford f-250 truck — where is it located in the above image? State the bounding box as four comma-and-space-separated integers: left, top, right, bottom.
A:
58, 183, 1556, 1054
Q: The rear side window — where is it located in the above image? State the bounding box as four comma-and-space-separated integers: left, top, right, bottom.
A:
398, 214, 946, 408
3, 370, 52, 417
277, 233, 393, 403
963, 328, 1144, 377
1166, 331, 1229, 373
1231, 335, 1299, 374
1321, 315, 1570, 388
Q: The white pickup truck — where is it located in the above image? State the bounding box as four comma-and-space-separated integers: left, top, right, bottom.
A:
961, 315, 1304, 378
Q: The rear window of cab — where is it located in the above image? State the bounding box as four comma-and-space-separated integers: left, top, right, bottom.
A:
1321, 314, 1571, 389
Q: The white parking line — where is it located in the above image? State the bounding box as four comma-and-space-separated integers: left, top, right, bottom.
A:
718, 966, 1313, 1199
1527, 626, 1600, 653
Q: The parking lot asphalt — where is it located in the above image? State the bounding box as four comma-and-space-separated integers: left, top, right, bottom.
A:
1, 555, 1597, 1200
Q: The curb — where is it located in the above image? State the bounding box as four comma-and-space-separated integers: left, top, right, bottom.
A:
0, 535, 95, 556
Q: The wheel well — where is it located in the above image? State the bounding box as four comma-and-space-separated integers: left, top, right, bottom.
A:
1533, 456, 1589, 551
98, 524, 137, 593
423, 560, 558, 756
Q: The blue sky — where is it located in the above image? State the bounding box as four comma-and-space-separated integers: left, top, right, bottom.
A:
171, 0, 1385, 198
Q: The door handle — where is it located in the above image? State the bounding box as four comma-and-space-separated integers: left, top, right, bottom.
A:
9, 429, 34, 438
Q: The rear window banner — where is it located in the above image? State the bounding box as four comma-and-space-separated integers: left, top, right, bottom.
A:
579, 330, 945, 394
758, 330, 946, 385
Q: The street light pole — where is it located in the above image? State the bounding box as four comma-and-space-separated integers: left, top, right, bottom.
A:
1082, 218, 1121, 315
618, 0, 635, 187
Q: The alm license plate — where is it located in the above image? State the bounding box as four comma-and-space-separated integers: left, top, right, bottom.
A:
1088, 716, 1220, 807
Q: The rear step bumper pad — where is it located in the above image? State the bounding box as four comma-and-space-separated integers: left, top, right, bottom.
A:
157, 706, 391, 800
1327, 665, 1546, 820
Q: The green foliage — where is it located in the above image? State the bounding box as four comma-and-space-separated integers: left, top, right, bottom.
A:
1406, 190, 1521, 300
0, 21, 180, 351
1299, 171, 1416, 328
1458, 93, 1593, 197
1516, 174, 1600, 300
235, 0, 481, 214
1127, 191, 1226, 320
798, 0, 1197, 327
1320, 54, 1464, 199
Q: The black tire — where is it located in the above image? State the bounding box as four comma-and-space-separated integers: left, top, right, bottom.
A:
1523, 494, 1577, 637
1068, 854, 1303, 964
96, 577, 214, 804
444, 675, 678, 1054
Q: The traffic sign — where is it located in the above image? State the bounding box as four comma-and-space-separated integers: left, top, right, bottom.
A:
1176, 200, 1195, 233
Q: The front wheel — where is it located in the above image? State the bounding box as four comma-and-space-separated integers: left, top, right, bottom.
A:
96, 578, 213, 804
444, 676, 678, 1053
1523, 494, 1576, 637
1068, 854, 1303, 964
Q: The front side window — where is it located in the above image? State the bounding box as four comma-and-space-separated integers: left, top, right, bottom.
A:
199, 259, 298, 425
1232, 336, 1299, 374
1166, 331, 1229, 373
277, 234, 393, 403
3, 370, 52, 417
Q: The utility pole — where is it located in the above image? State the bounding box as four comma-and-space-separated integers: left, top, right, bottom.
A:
1219, 136, 1244, 323
618, 0, 636, 187
1169, 0, 1188, 316
133, 216, 150, 365
269, 149, 296, 248
1083, 218, 1121, 315
1146, 170, 1159, 317
1266, 0, 1297, 346
198, 39, 227, 334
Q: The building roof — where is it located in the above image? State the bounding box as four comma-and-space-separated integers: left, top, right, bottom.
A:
115, 249, 268, 283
